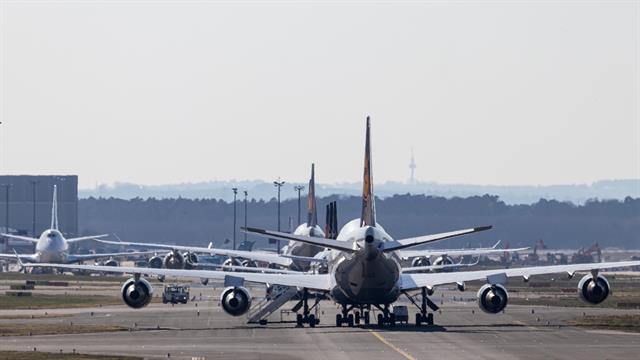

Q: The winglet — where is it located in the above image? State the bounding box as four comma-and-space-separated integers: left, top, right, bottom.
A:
360, 116, 376, 227
50, 185, 59, 230
307, 163, 318, 227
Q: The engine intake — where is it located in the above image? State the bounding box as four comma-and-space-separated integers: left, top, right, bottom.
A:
148, 256, 163, 269
103, 259, 119, 267
121, 278, 154, 309
220, 286, 252, 316
411, 257, 430, 267
164, 251, 185, 269
184, 252, 198, 269
433, 255, 454, 266
578, 274, 610, 305
477, 284, 508, 314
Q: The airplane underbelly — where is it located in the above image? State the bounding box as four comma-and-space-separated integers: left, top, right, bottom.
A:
333, 252, 400, 304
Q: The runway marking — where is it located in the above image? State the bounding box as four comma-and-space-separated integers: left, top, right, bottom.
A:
368, 329, 416, 360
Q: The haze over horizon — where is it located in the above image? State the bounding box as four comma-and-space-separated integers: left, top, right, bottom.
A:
1, 1, 638, 189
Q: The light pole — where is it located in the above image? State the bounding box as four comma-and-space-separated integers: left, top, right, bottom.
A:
273, 179, 285, 252
232, 188, 238, 250
31, 180, 39, 237
243, 190, 248, 243
294, 185, 305, 226
2, 184, 10, 234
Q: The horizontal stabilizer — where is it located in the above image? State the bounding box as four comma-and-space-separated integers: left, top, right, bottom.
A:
0, 234, 39, 243
242, 227, 355, 252
66, 234, 110, 244
383, 226, 492, 252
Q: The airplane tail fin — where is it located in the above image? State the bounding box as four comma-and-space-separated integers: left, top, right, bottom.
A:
50, 185, 58, 230
324, 201, 338, 239
307, 163, 318, 227
360, 116, 376, 227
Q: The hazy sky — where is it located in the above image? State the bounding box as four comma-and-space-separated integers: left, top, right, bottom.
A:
1, 1, 638, 189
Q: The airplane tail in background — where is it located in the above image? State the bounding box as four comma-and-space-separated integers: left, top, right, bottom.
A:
360, 116, 376, 227
50, 185, 59, 231
307, 163, 318, 227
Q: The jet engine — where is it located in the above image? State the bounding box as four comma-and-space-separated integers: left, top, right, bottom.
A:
411, 257, 430, 267
220, 286, 252, 316
578, 274, 610, 305
477, 284, 508, 313
103, 259, 119, 267
121, 278, 154, 309
184, 252, 198, 270
433, 255, 454, 266
241, 259, 257, 268
148, 256, 163, 269
164, 250, 185, 269
222, 258, 243, 268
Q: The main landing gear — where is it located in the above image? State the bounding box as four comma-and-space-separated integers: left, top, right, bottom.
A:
373, 304, 396, 327
294, 288, 320, 328
405, 287, 438, 326
336, 305, 371, 327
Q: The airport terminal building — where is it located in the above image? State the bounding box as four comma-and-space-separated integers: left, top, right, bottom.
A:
0, 175, 78, 252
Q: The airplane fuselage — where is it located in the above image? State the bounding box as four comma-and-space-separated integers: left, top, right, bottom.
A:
283, 223, 325, 271
328, 219, 401, 305
34, 229, 68, 263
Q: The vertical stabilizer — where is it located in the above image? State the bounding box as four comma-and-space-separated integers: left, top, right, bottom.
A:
50, 185, 59, 230
307, 163, 318, 227
360, 117, 376, 227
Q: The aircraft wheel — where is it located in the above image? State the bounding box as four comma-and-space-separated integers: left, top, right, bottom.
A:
389, 313, 396, 327
377, 313, 384, 328
336, 314, 342, 327
355, 311, 361, 325
364, 311, 370, 325
347, 314, 354, 327
427, 313, 434, 325
415, 313, 422, 326
296, 314, 304, 327
309, 314, 316, 328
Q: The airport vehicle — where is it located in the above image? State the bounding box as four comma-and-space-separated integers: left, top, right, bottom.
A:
0, 185, 140, 265
162, 284, 189, 304
392, 305, 409, 324
95, 164, 327, 271
22, 118, 640, 328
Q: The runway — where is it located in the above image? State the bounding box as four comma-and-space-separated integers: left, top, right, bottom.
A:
2, 292, 640, 360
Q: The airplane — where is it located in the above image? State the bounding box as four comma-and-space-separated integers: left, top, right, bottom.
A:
0, 185, 141, 266
400, 240, 529, 267
95, 163, 327, 271
22, 118, 640, 329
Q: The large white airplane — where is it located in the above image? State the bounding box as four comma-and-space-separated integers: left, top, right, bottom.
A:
0, 185, 137, 265
95, 163, 327, 271
22, 118, 640, 328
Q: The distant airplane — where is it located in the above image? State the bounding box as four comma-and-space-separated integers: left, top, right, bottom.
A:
24, 118, 640, 329
95, 163, 327, 271
0, 185, 137, 265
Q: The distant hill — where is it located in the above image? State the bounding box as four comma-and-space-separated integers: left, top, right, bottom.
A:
79, 179, 640, 205
78, 194, 640, 251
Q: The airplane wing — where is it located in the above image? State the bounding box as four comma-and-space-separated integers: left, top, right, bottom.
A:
398, 246, 529, 259
401, 258, 479, 273
383, 226, 492, 252
400, 260, 640, 291
242, 227, 355, 252
21, 262, 331, 291
96, 239, 294, 267
66, 251, 159, 264
0, 233, 39, 243
0, 253, 38, 262
65, 234, 110, 244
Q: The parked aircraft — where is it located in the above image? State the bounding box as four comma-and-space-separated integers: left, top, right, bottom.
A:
22, 118, 640, 329
0, 185, 138, 265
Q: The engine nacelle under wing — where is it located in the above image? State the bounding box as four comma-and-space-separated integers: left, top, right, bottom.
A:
220, 286, 252, 316
578, 274, 610, 305
121, 278, 154, 309
477, 283, 508, 314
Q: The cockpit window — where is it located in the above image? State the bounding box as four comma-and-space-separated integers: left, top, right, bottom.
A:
47, 233, 56, 238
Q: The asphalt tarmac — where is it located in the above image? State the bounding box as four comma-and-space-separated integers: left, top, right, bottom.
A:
2, 285, 640, 360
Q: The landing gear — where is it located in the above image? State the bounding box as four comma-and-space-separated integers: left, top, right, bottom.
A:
405, 287, 438, 327
373, 304, 396, 327
355, 311, 361, 325
295, 288, 320, 328
336, 304, 356, 327
364, 311, 370, 325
